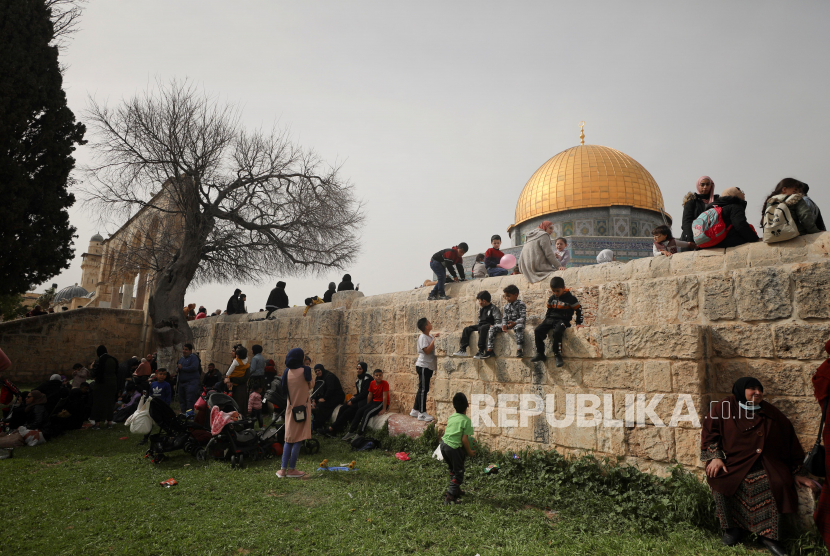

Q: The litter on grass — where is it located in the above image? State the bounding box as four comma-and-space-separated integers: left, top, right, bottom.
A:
394, 452, 410, 461
484, 464, 500, 474
160, 478, 178, 487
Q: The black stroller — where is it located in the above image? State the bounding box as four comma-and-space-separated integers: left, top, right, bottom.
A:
144, 397, 207, 464
197, 393, 266, 468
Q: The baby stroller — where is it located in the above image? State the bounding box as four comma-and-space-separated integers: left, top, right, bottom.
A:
144, 397, 208, 464
197, 393, 265, 469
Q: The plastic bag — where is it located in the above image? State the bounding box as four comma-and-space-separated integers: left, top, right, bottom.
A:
129, 395, 153, 435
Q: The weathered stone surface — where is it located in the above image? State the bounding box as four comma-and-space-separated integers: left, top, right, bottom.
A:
746, 360, 807, 397
672, 361, 704, 394
628, 279, 679, 324
793, 262, 830, 319
600, 326, 626, 358
624, 324, 704, 359
702, 272, 735, 321
627, 426, 675, 462
644, 361, 672, 392
710, 324, 774, 358
677, 275, 700, 321
674, 427, 704, 468
774, 324, 830, 359
560, 327, 602, 359
598, 282, 628, 323
583, 361, 643, 390
734, 267, 792, 321
746, 241, 780, 268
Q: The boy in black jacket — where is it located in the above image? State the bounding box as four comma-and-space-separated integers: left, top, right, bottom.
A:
428, 243, 468, 301
531, 276, 584, 367
453, 291, 501, 358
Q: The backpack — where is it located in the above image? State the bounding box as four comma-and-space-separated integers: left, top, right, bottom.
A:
350, 436, 380, 451
692, 206, 733, 247
762, 197, 800, 243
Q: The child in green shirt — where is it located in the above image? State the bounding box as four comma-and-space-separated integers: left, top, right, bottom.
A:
439, 392, 476, 505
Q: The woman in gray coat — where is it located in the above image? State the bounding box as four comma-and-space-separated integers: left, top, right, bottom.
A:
517, 221, 560, 284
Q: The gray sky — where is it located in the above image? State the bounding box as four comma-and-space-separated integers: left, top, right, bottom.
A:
51, 0, 830, 310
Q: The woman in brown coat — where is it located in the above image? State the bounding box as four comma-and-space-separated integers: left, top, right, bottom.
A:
276, 347, 313, 479
701, 377, 814, 556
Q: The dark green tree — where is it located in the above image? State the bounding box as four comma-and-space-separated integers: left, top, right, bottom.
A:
0, 0, 86, 296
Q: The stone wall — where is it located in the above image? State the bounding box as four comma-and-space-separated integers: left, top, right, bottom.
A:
0, 308, 147, 383
190, 232, 830, 473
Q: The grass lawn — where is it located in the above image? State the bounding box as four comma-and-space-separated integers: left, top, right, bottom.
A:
1, 414, 824, 556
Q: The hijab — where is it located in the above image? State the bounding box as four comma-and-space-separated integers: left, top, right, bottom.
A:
285, 348, 305, 369
596, 249, 614, 264
732, 376, 763, 407
538, 220, 553, 232
314, 363, 328, 377
697, 176, 716, 205
276, 281, 286, 289
328, 282, 336, 291
96, 345, 108, 357
358, 361, 368, 374
720, 186, 745, 200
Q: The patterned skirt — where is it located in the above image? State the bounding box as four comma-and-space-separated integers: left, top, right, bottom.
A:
712, 462, 780, 540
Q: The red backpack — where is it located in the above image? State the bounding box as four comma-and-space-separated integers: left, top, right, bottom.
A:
692, 206, 733, 248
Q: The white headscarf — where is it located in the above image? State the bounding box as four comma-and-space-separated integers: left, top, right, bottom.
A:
596, 249, 615, 264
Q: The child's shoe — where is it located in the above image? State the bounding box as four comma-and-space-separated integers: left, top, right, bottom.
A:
516, 349, 523, 358
480, 350, 494, 359
276, 469, 287, 479
443, 493, 461, 505
472, 351, 484, 359
427, 294, 437, 301
554, 354, 565, 367
286, 469, 305, 479
452, 349, 467, 357
418, 413, 434, 422
530, 353, 546, 363
409, 409, 420, 417
437, 293, 451, 300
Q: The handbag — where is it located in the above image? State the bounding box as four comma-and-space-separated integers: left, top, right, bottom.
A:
285, 375, 307, 423
804, 397, 828, 477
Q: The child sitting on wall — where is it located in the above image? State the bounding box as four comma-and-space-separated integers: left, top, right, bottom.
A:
454, 291, 501, 359
484, 235, 508, 277
480, 284, 526, 359
652, 225, 694, 257
471, 254, 487, 279
531, 276, 584, 367
553, 237, 570, 270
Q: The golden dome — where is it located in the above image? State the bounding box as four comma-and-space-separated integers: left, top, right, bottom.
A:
513, 144, 668, 226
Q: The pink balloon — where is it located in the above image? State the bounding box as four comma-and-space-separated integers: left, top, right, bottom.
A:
498, 254, 516, 270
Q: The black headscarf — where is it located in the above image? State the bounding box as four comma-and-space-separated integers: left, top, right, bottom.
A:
96, 345, 108, 357
357, 362, 367, 374
732, 377, 764, 404
314, 363, 328, 376
285, 348, 305, 369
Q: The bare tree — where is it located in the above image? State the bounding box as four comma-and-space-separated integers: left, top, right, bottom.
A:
45, 0, 86, 50
83, 80, 364, 366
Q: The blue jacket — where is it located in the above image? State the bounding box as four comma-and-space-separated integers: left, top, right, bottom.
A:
177, 353, 201, 383
151, 380, 172, 405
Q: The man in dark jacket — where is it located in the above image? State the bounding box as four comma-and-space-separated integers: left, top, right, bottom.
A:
322, 282, 337, 303
680, 176, 719, 242
428, 243, 468, 301
703, 187, 759, 249
177, 343, 201, 413
531, 277, 584, 367
337, 274, 355, 292
265, 282, 289, 318
311, 364, 345, 430
91, 345, 119, 429
226, 288, 242, 315
323, 362, 373, 436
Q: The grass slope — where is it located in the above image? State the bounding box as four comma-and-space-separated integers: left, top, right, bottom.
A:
0, 420, 823, 556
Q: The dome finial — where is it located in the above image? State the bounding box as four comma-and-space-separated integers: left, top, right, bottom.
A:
579, 121, 585, 145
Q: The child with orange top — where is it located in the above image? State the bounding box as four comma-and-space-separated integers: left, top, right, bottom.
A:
531, 276, 584, 367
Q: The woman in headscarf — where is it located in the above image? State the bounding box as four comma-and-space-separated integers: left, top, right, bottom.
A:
277, 348, 313, 479
265, 282, 289, 319
701, 187, 759, 249
810, 338, 830, 550
0, 390, 49, 448
516, 221, 561, 284
322, 282, 337, 303
701, 377, 815, 555
90, 345, 119, 430
311, 364, 345, 429
681, 176, 718, 241
596, 249, 615, 264
337, 274, 355, 292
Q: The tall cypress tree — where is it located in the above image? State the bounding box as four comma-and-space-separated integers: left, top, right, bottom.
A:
0, 0, 86, 296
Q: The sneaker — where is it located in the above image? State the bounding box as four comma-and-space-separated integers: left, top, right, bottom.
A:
472, 351, 483, 359
276, 469, 287, 479
438, 294, 451, 300
443, 493, 461, 505
452, 350, 467, 357
427, 294, 437, 301
516, 349, 523, 358
480, 350, 494, 359
90, 425, 101, 431
554, 354, 564, 367
286, 469, 305, 478
107, 422, 114, 429
341, 432, 355, 442
409, 409, 420, 418
418, 413, 434, 422
530, 353, 547, 363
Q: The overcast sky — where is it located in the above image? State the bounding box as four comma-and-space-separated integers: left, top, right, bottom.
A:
50, 0, 830, 310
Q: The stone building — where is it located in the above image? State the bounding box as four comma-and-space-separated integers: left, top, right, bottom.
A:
507, 126, 672, 266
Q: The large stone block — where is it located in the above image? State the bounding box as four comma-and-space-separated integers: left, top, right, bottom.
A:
628, 279, 680, 324
774, 324, 830, 359
677, 275, 700, 321
702, 272, 735, 321
746, 360, 808, 397
627, 426, 675, 462
794, 262, 830, 319
583, 360, 643, 390
560, 327, 602, 359
624, 324, 704, 359
598, 282, 628, 324
734, 267, 792, 321
674, 427, 704, 468
710, 324, 774, 358
600, 325, 626, 359
644, 360, 672, 392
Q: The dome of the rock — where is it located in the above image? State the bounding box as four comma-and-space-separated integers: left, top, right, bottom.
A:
53, 284, 89, 304
513, 144, 667, 226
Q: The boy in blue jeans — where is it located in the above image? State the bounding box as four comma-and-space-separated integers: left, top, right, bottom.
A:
440, 392, 476, 505
484, 235, 508, 277
428, 243, 468, 301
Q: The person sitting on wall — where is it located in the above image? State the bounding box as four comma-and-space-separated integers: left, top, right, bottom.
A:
596, 249, 615, 264
195, 306, 207, 320
304, 296, 324, 316
701, 377, 816, 555
265, 282, 289, 319
226, 289, 242, 315
471, 254, 487, 279
26, 305, 47, 317
517, 221, 560, 284
553, 237, 570, 270
681, 176, 718, 242
760, 178, 821, 237
184, 303, 197, 321
484, 235, 509, 277
800, 182, 826, 231
652, 225, 695, 257
701, 187, 759, 249
322, 282, 337, 303
337, 274, 356, 292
